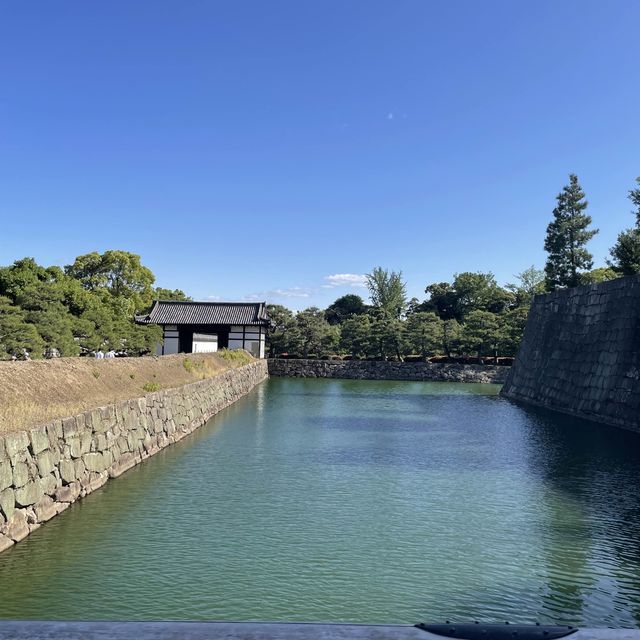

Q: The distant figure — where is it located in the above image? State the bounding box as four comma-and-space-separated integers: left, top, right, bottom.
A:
95, 350, 104, 359
106, 350, 116, 359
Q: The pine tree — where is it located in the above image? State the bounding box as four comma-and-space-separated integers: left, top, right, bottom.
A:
544, 174, 599, 290
609, 178, 640, 276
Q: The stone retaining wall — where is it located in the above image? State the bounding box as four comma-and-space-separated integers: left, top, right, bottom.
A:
501, 275, 640, 432
267, 359, 508, 384
0, 360, 268, 554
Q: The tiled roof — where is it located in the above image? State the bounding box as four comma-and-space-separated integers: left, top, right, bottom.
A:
136, 301, 269, 326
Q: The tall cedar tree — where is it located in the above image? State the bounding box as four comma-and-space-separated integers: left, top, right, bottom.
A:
544, 174, 598, 290
609, 178, 640, 275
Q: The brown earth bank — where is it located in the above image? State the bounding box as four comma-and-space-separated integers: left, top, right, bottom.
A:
0, 352, 253, 435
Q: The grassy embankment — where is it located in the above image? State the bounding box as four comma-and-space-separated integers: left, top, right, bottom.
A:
0, 350, 254, 435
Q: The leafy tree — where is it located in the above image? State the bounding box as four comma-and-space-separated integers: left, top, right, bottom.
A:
266, 304, 299, 357
423, 282, 458, 320
424, 273, 512, 322
295, 307, 339, 357
440, 319, 462, 358
460, 310, 501, 362
65, 250, 155, 313
366, 267, 407, 318
0, 296, 45, 358
405, 312, 442, 358
609, 177, 640, 276
498, 307, 530, 356
153, 287, 191, 302
544, 174, 599, 290
339, 314, 373, 358
0, 253, 164, 358
325, 294, 367, 325
506, 266, 545, 306
369, 309, 405, 360
581, 267, 618, 284
451, 271, 513, 318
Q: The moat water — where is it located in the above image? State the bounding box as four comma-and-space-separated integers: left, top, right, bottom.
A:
1, 378, 639, 626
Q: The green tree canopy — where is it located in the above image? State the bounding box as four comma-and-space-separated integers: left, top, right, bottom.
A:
405, 311, 442, 358
609, 178, 640, 276
266, 304, 299, 357
460, 310, 501, 361
0, 296, 45, 359
544, 174, 599, 290
325, 294, 367, 325
366, 267, 407, 318
506, 266, 545, 306
65, 250, 155, 313
295, 307, 339, 358
339, 314, 373, 358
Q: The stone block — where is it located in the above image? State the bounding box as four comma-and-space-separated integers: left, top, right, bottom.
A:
68, 437, 82, 459
59, 459, 77, 484
0, 488, 15, 521
4, 431, 29, 459
49, 419, 63, 440
4, 509, 29, 542
80, 432, 92, 455
36, 450, 55, 476
28, 426, 50, 455
55, 483, 80, 503
33, 496, 56, 523
40, 473, 59, 496
0, 460, 12, 492
0, 533, 14, 553
14, 480, 44, 507
62, 416, 78, 438
74, 458, 86, 478
12, 461, 29, 488
83, 452, 106, 473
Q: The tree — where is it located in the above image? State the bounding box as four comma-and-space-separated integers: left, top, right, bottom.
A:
498, 307, 530, 356
65, 250, 155, 313
369, 309, 405, 360
544, 174, 599, 290
324, 294, 367, 325
153, 287, 191, 302
405, 312, 442, 358
440, 319, 462, 359
506, 266, 545, 306
423, 282, 458, 320
609, 177, 640, 276
339, 314, 373, 358
581, 267, 618, 284
266, 304, 299, 357
366, 267, 407, 318
451, 271, 513, 318
460, 310, 500, 362
295, 307, 339, 357
0, 296, 45, 358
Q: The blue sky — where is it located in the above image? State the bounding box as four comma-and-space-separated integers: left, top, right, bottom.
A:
1, 1, 639, 310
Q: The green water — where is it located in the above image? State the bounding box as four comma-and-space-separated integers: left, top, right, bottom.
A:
1, 378, 639, 626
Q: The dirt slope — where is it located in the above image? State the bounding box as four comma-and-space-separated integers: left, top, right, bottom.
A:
0, 351, 254, 434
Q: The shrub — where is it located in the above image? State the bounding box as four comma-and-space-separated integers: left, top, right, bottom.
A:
216, 349, 253, 366
142, 381, 161, 393
92, 369, 100, 379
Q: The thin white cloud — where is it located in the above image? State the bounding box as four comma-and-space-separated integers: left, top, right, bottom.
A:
206, 295, 221, 301
323, 273, 367, 288
244, 287, 312, 301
